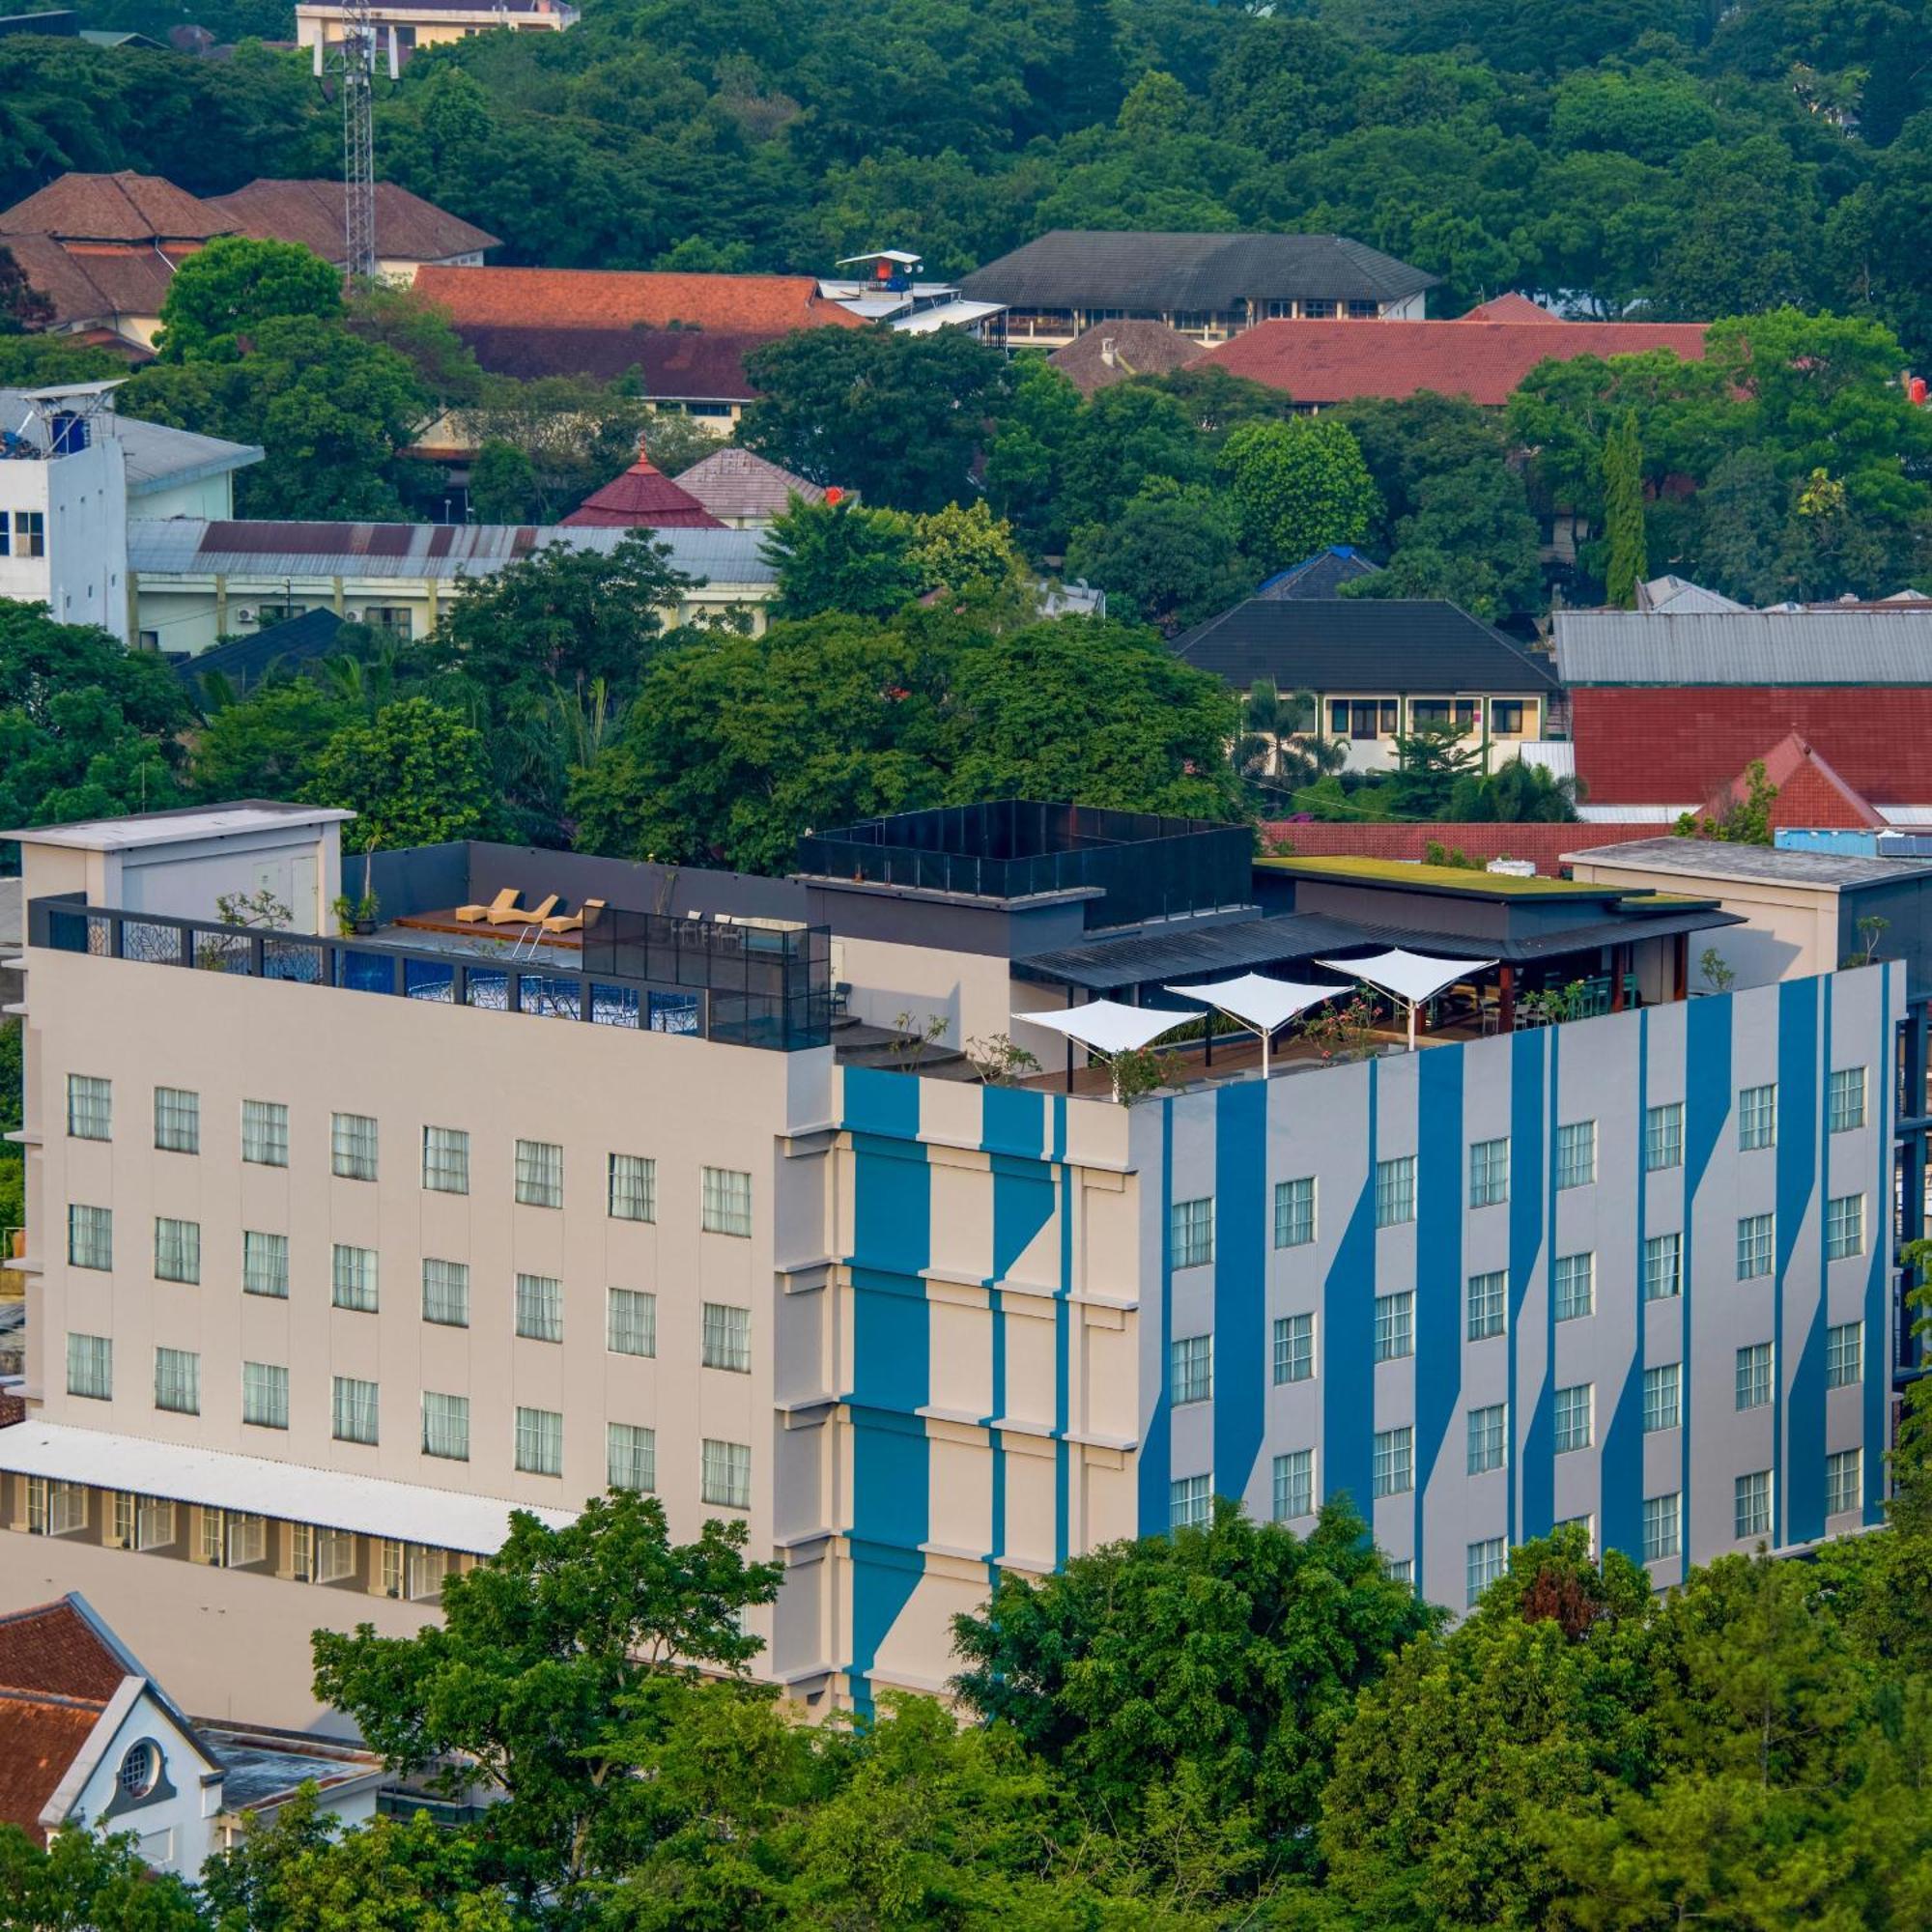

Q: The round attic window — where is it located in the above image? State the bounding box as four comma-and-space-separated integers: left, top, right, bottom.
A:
116, 1741, 159, 1800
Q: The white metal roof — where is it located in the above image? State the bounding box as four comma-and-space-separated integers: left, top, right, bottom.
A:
0, 1422, 575, 1552
1316, 948, 1492, 1008
1018, 999, 1190, 1057
4, 802, 353, 851
892, 298, 1006, 333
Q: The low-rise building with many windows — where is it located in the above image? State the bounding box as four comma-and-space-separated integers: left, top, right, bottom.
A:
0, 802, 1912, 1726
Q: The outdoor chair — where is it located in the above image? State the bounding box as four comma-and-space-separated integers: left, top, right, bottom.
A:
542, 898, 607, 934
455, 889, 520, 923
490, 894, 556, 926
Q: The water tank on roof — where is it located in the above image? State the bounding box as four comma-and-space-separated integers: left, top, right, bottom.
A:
48, 411, 89, 456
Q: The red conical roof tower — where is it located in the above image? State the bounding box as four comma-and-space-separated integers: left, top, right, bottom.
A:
559, 439, 725, 528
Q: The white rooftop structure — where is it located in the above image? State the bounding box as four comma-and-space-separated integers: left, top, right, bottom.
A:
0, 1422, 575, 1554
1317, 948, 1495, 1050
1162, 973, 1343, 1076
3, 802, 353, 852
1, 387, 262, 500
1019, 999, 1189, 1058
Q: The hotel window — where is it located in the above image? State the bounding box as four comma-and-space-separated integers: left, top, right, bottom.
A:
1826, 1193, 1865, 1261
1643, 1231, 1682, 1301
14, 509, 45, 557
1466, 1402, 1506, 1475
242, 1360, 288, 1430
423, 1124, 469, 1194
1556, 1514, 1597, 1557
1347, 298, 1380, 319
315, 1527, 355, 1584
364, 606, 413, 638
1827, 1448, 1862, 1518
1491, 699, 1527, 735
68, 1203, 112, 1270
332, 1375, 379, 1445
1644, 1100, 1683, 1171
332, 1244, 379, 1313
155, 1087, 199, 1153
516, 1406, 564, 1477
66, 1331, 112, 1400
701, 1437, 752, 1509
241, 1098, 288, 1167
1171, 1333, 1212, 1404
1272, 1449, 1315, 1522
1466, 1536, 1507, 1606
609, 1152, 656, 1222
1643, 1362, 1681, 1433
1410, 699, 1480, 729
702, 1165, 753, 1236
1373, 1425, 1413, 1497
702, 1301, 752, 1373
1273, 1311, 1315, 1384
242, 1230, 288, 1299
1737, 1213, 1775, 1281
27, 1478, 87, 1536
1829, 1066, 1866, 1133
1556, 1120, 1596, 1189
1738, 1082, 1777, 1151
1274, 1177, 1315, 1248
379, 1538, 404, 1597
1553, 1382, 1594, 1452
516, 1272, 563, 1343
1375, 1155, 1415, 1228
608, 1422, 656, 1492
1384, 1554, 1412, 1585
154, 1216, 200, 1285
67, 1074, 111, 1141
154, 1346, 198, 1415
1330, 698, 1399, 740
1553, 1251, 1595, 1321
1169, 1473, 1211, 1532
1827, 1321, 1862, 1388
1302, 298, 1337, 318
1468, 1136, 1508, 1208
331, 1112, 378, 1180
1735, 1342, 1774, 1410
1643, 1492, 1682, 1561
608, 1287, 656, 1357
408, 1548, 449, 1603
515, 1138, 563, 1208
1467, 1268, 1506, 1341
1171, 1197, 1214, 1267
1735, 1469, 1773, 1541
1374, 1291, 1414, 1363
422, 1391, 469, 1462
422, 1258, 469, 1327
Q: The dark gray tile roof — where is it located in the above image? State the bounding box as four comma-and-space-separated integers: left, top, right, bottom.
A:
1172, 598, 1559, 692
962, 231, 1438, 309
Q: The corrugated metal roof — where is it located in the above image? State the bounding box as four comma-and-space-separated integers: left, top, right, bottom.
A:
1555, 609, 1932, 685
0, 392, 262, 491
127, 519, 777, 584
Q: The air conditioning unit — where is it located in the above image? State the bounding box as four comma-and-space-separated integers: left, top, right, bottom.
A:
236, 608, 256, 625
344, 609, 362, 622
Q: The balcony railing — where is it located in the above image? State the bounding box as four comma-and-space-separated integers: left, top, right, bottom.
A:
29, 896, 833, 1052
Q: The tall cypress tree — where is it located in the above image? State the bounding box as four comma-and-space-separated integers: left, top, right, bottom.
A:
1602, 411, 1648, 608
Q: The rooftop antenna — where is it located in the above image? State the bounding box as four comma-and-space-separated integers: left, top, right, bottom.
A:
318, 0, 395, 286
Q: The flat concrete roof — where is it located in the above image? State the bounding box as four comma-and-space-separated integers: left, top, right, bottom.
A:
4, 802, 354, 851
1566, 837, 1932, 891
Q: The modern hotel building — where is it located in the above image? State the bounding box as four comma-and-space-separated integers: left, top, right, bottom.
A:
0, 803, 1912, 1726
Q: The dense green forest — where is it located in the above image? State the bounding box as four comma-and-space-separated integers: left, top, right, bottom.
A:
6, 0, 1932, 351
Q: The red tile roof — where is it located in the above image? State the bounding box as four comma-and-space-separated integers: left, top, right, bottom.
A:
1259, 819, 1662, 875
0, 1694, 105, 1845
1204, 318, 1711, 407
1570, 686, 1932, 807
1460, 292, 1557, 322
206, 179, 497, 266
444, 322, 798, 401
0, 171, 236, 243
1699, 732, 1886, 831
560, 449, 724, 527
0, 231, 175, 330
413, 265, 866, 335
0, 1600, 129, 1703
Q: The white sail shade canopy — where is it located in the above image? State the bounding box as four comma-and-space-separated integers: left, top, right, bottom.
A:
1019, 999, 1192, 1059
1161, 973, 1346, 1076
1314, 948, 1498, 1051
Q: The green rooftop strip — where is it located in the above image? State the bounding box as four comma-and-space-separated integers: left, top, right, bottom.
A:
1257, 856, 1619, 896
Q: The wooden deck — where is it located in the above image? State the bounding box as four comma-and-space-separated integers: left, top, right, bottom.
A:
390, 910, 584, 952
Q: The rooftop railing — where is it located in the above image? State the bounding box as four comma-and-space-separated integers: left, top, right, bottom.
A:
29, 896, 833, 1052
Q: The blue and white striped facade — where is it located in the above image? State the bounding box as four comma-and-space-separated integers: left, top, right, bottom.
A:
820, 965, 1899, 1702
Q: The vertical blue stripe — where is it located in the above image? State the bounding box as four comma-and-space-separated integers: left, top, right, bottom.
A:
1413, 1046, 1464, 1595
1599, 1011, 1647, 1564
1864, 973, 1892, 1521
1507, 1028, 1547, 1548
1138, 1100, 1176, 1534
1212, 1080, 1267, 1504
1777, 980, 1822, 1544
1683, 994, 1733, 1558
843, 1070, 931, 1716
983, 1089, 1052, 1585
1053, 1097, 1071, 1568
1322, 1062, 1378, 1522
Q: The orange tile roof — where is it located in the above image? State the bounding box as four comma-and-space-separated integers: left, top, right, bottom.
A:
0, 231, 174, 329
206, 179, 497, 265
0, 171, 236, 243
1701, 731, 1887, 830
1204, 317, 1710, 407
1460, 292, 1558, 322
413, 265, 867, 335
0, 1694, 106, 1845
0, 1600, 129, 1703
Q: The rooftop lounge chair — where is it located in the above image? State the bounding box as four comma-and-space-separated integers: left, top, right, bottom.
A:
541, 898, 606, 935
455, 888, 519, 923
492, 894, 557, 927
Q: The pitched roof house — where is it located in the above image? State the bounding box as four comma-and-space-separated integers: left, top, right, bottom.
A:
559, 448, 724, 528
673, 446, 825, 526
962, 229, 1438, 348
0, 1593, 382, 1875
1203, 317, 1710, 408
0, 170, 497, 354
1047, 319, 1206, 394
1254, 546, 1381, 600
